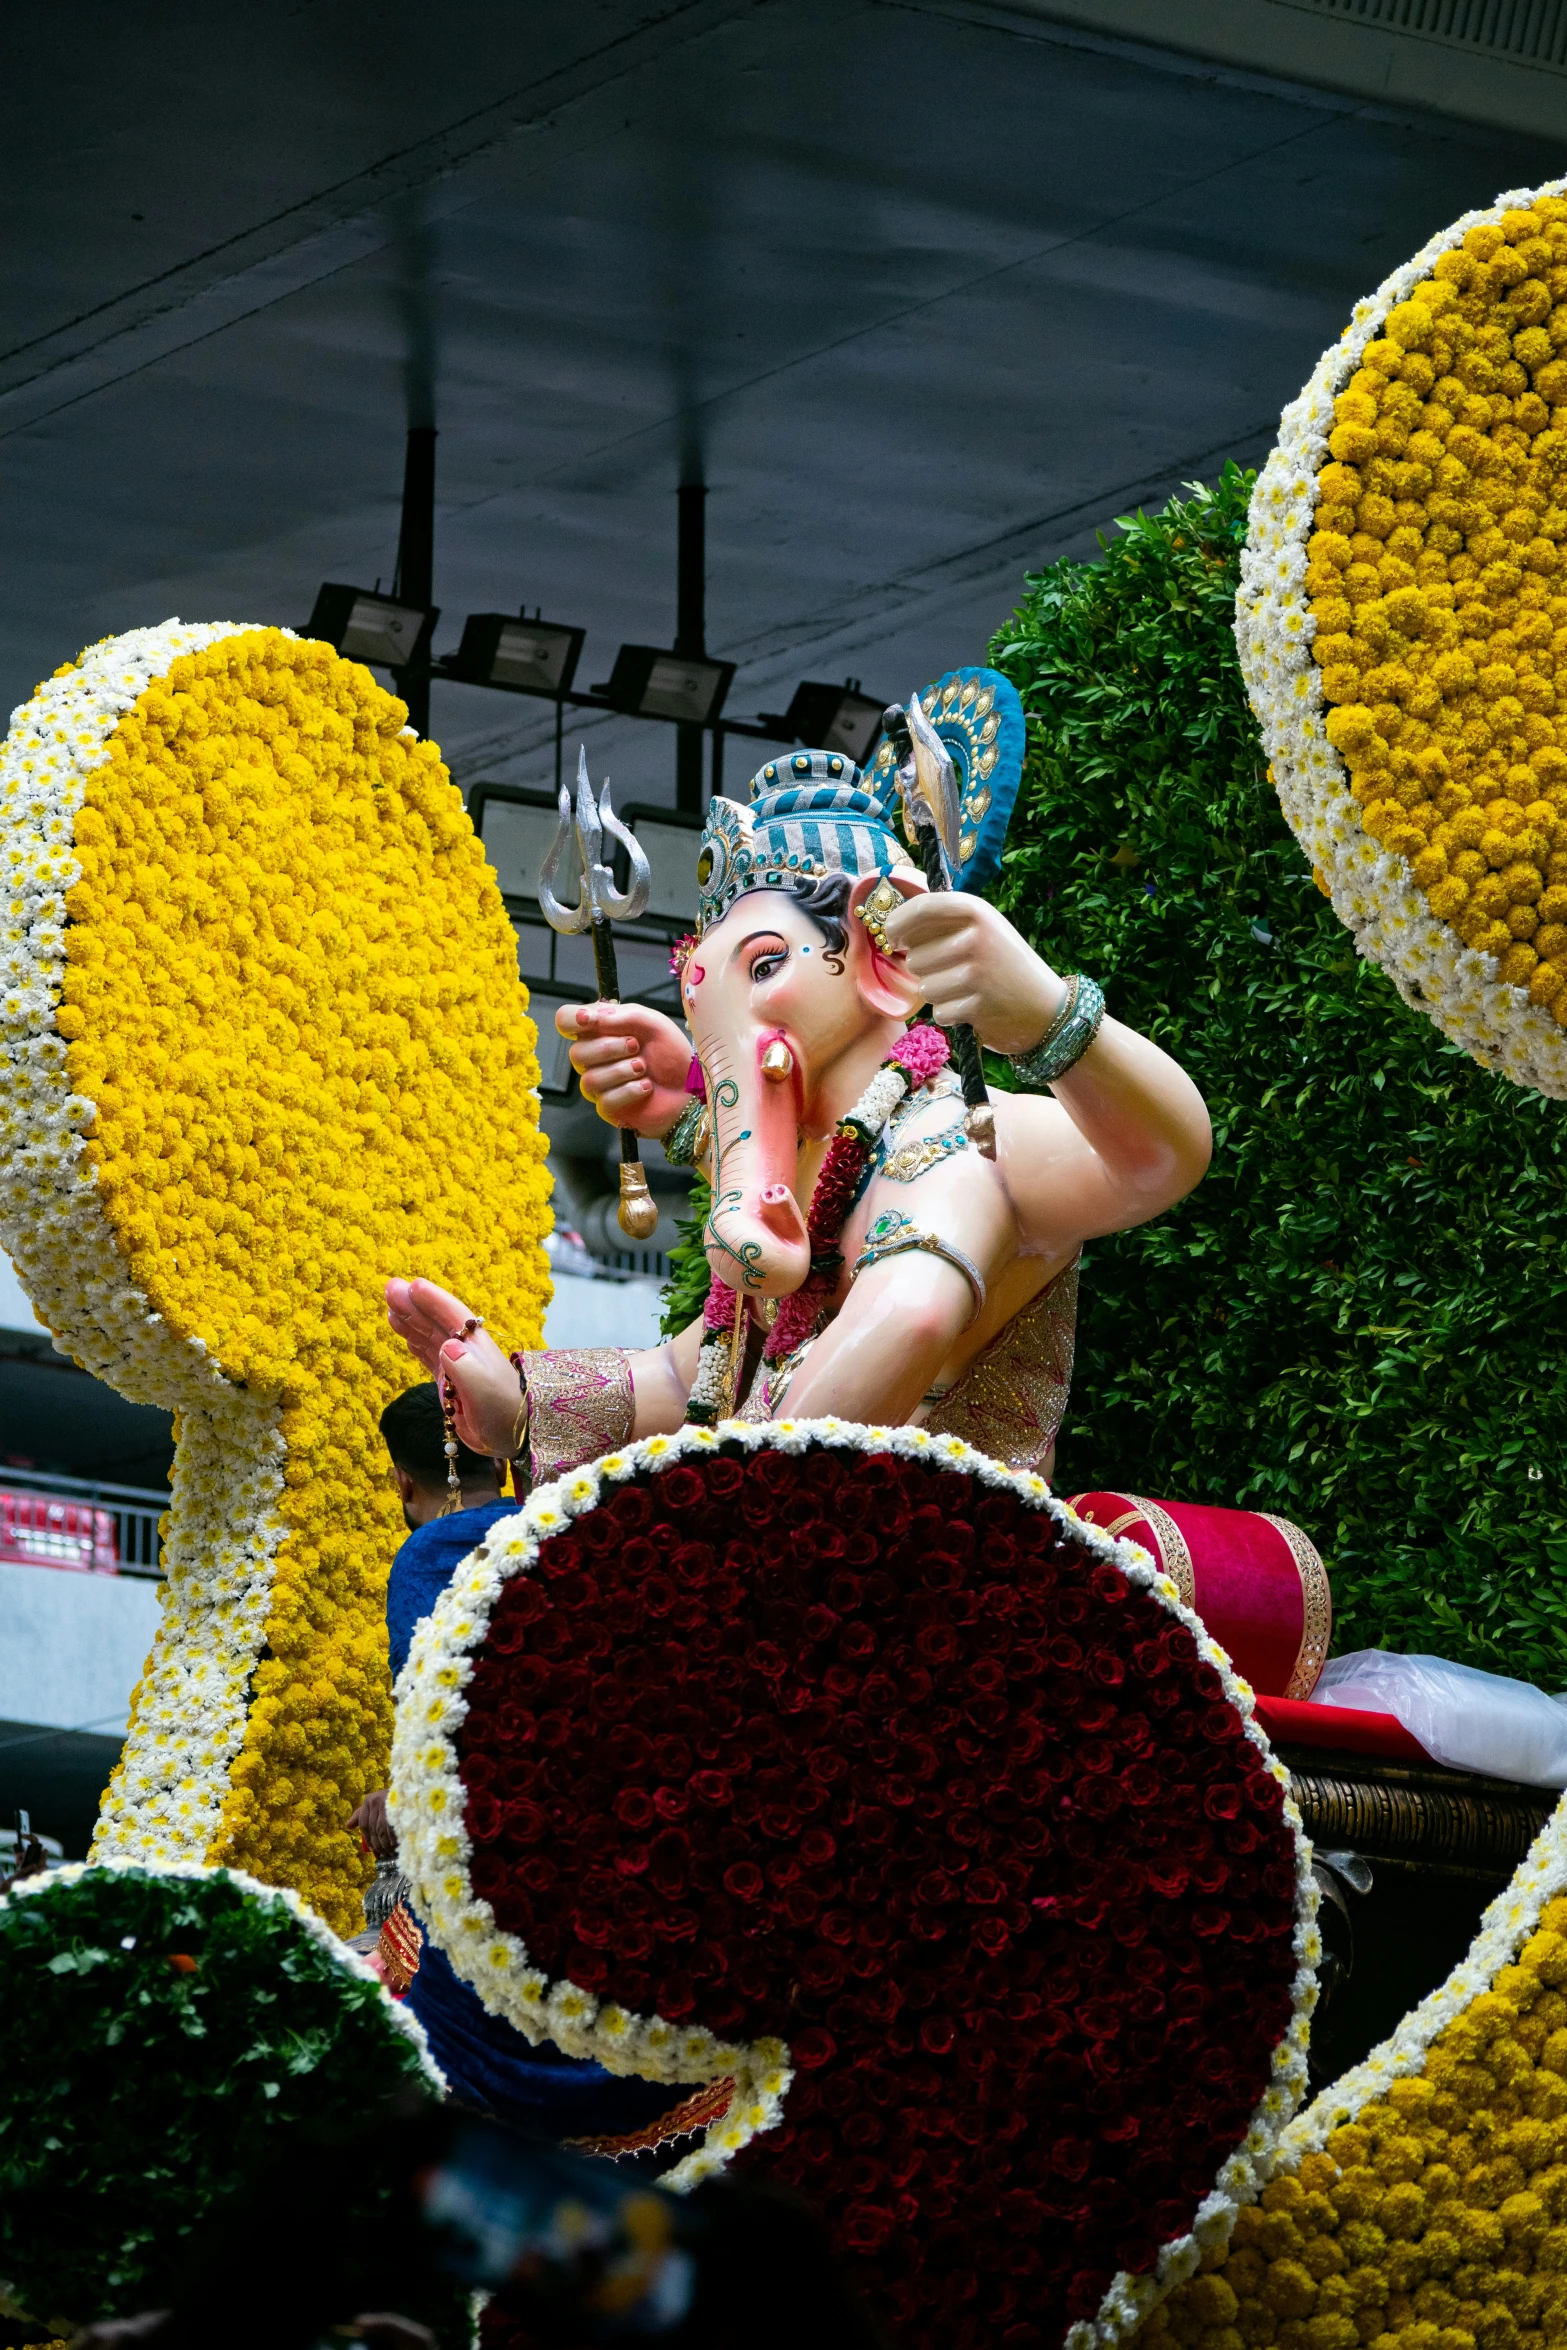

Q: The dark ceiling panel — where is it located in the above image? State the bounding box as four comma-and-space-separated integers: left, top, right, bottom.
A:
1, 0, 1558, 811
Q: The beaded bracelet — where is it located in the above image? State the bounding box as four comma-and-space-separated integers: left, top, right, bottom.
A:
661, 1097, 709, 1166
1007, 973, 1105, 1090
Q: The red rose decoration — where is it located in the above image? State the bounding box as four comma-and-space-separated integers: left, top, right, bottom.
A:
408, 1431, 1310, 2350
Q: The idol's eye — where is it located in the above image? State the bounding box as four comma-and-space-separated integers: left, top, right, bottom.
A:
748, 939, 788, 984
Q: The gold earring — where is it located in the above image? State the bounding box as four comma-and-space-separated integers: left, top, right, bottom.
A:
857, 878, 901, 953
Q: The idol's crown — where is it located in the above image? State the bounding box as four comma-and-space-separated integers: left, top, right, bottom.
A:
693, 748, 917, 934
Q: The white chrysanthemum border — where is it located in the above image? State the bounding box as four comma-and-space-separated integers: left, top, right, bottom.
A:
1236, 173, 1567, 1099
1271, 1781, 1567, 2168
391, 1414, 1321, 2349
0, 621, 293, 1868
3, 1853, 445, 2085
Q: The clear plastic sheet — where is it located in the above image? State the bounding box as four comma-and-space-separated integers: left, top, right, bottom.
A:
1310, 1651, 1567, 1788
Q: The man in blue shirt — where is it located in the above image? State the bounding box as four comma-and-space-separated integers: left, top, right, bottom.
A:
349, 1384, 696, 2145
347, 1382, 514, 1858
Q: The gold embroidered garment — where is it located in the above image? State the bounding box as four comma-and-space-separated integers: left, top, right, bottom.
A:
519, 1346, 636, 1483
922, 1256, 1079, 1478
734, 1255, 1078, 1475
521, 1250, 1078, 1477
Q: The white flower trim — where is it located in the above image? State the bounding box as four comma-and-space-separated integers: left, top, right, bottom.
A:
0, 621, 296, 1866
392, 1416, 1317, 2341
1236, 174, 1567, 1098
851, 1061, 910, 1134
1269, 1781, 1567, 2168
2, 1853, 444, 2089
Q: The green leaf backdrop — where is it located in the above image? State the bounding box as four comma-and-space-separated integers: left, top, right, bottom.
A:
988, 464, 1567, 1685
658, 463, 1567, 1680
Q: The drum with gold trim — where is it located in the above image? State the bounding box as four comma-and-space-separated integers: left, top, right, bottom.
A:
1066, 1492, 1332, 1701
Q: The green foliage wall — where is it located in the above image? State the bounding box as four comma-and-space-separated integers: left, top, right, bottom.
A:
989, 465, 1567, 1684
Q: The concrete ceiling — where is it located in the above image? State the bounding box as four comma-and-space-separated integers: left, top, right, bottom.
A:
2, 0, 1563, 1481
5, 0, 1561, 816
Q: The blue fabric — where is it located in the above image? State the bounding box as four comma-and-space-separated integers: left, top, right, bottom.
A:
387, 1501, 697, 2139
407, 1936, 692, 2139
386, 1500, 516, 1682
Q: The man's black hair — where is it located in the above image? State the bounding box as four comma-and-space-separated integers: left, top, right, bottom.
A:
785, 869, 851, 955
380, 1382, 496, 1490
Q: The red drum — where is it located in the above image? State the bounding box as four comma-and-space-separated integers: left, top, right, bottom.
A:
1066, 1492, 1332, 1701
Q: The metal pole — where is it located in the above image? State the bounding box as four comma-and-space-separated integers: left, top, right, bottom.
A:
393, 424, 436, 737
675, 480, 706, 814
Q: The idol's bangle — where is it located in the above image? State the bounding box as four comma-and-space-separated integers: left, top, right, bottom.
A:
1007, 973, 1105, 1089
850, 1212, 986, 1328
661, 1098, 710, 1167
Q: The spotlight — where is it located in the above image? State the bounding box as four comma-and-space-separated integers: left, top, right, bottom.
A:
760, 681, 888, 765
616, 803, 704, 923
306, 584, 438, 670
595, 645, 735, 728
453, 613, 585, 697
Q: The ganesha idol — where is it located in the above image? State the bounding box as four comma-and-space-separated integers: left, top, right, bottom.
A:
379, 676, 1338, 2346
387, 670, 1213, 1479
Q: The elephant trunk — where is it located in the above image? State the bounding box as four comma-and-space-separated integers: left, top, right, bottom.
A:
701, 1033, 811, 1299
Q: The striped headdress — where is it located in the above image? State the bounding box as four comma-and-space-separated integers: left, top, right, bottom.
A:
694, 748, 919, 934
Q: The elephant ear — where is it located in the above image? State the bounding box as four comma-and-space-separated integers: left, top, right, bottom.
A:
863, 665, 1027, 896
0, 621, 551, 1929
393, 1423, 1316, 2350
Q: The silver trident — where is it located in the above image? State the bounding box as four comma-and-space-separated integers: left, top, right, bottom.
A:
884, 695, 996, 1161
539, 747, 660, 1238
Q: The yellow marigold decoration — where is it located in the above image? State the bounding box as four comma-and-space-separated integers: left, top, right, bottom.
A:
0, 620, 551, 1932
1137, 1794, 1567, 2350
1239, 177, 1567, 1096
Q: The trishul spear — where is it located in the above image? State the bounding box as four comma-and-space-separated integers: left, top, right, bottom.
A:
538, 746, 662, 1240
883, 695, 997, 1160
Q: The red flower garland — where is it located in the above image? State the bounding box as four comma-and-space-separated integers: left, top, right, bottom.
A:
768, 1020, 951, 1363
454, 1444, 1302, 2350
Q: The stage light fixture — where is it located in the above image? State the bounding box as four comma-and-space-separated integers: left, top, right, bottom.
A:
762, 681, 888, 766
306, 584, 438, 670
595, 644, 736, 728
453, 612, 585, 696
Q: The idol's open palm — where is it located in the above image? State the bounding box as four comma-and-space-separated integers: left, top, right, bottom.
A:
385, 1275, 525, 1457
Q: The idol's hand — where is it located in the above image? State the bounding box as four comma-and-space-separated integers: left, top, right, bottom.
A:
384, 1276, 524, 1457
880, 893, 1066, 1056
556, 1000, 694, 1137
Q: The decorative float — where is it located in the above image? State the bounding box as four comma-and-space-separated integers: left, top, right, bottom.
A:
391, 1420, 1319, 2350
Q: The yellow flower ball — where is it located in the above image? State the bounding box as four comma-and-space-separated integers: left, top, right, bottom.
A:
1307, 198, 1567, 1014
1137, 1888, 1567, 2350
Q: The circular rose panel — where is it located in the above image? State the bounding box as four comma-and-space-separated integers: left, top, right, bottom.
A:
419, 1433, 1311, 2350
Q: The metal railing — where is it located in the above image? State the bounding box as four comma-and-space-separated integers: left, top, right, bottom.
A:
1296, 0, 1567, 69
0, 1465, 167, 1578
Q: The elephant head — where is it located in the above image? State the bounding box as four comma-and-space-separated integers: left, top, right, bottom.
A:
679, 863, 924, 1298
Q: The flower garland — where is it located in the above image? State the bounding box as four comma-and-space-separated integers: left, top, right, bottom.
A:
685, 1023, 951, 1422
1237, 176, 1567, 1097
0, 623, 552, 1931
1137, 1785, 1567, 2350
391, 1417, 1320, 2350
0, 1855, 444, 2325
